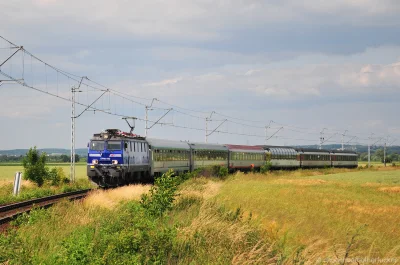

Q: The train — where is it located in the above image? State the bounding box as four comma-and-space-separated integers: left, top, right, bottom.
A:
87, 129, 358, 187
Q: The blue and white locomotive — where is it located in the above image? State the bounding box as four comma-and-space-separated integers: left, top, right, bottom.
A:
87, 129, 358, 187
87, 129, 151, 186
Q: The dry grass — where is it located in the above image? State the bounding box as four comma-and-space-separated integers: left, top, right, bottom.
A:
216, 169, 400, 261
174, 177, 280, 264
271, 178, 327, 186
83, 184, 151, 209
378, 186, 400, 193
0, 179, 36, 188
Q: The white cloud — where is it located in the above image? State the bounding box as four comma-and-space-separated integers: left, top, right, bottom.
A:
1, 0, 400, 44
144, 77, 183, 87
339, 62, 400, 91
1, 2, 400, 148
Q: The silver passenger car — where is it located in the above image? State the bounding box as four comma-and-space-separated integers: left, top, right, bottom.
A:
296, 148, 331, 168
260, 146, 300, 168
330, 150, 358, 168
147, 138, 191, 176
188, 143, 229, 169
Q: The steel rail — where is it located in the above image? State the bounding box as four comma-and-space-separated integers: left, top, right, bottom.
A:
0, 189, 92, 225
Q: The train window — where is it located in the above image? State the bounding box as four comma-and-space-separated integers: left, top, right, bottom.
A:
107, 141, 121, 151
91, 141, 105, 151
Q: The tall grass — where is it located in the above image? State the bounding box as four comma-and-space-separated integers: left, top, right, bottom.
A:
1, 168, 399, 264
216, 169, 400, 262
0, 178, 93, 205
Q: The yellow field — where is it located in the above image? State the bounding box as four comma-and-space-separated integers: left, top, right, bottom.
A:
0, 163, 87, 182
214, 167, 400, 261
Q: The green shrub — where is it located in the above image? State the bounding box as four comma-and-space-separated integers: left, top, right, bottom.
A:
181, 166, 229, 179
47, 167, 69, 186
218, 166, 229, 178
141, 170, 181, 217
22, 147, 48, 187
260, 161, 273, 174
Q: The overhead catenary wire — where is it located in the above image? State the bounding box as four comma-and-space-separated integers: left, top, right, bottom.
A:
0, 35, 396, 146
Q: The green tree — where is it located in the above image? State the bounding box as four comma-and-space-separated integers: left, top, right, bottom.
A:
60, 154, 69, 162
22, 147, 48, 187
74, 154, 80, 162
374, 149, 384, 162
359, 152, 368, 161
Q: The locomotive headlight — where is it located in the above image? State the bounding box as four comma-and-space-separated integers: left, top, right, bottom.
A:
92, 159, 99, 164
112, 160, 118, 165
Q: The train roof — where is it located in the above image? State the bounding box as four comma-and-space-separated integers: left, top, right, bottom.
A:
225, 144, 264, 151
188, 142, 228, 151
330, 150, 358, 155
258, 145, 297, 150
295, 148, 331, 153
92, 129, 145, 140
146, 138, 190, 150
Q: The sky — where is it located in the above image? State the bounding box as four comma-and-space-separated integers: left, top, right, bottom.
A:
0, 0, 400, 150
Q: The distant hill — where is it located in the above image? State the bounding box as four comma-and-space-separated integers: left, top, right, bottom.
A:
0, 148, 87, 156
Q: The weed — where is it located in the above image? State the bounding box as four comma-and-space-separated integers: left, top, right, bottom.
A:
260, 161, 273, 174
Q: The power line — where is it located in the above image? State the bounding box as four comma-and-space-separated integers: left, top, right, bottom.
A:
0, 35, 396, 146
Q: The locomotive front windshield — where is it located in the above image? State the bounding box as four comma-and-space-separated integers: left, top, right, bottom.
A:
107, 141, 122, 151
91, 141, 105, 151
90, 141, 122, 151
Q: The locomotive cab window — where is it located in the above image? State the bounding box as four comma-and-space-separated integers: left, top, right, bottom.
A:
90, 141, 105, 151
107, 141, 122, 151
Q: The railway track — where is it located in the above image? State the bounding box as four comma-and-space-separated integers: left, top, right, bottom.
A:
0, 189, 92, 225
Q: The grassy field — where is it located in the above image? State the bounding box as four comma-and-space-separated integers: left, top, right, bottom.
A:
216, 168, 400, 261
0, 163, 91, 205
1, 167, 399, 264
0, 163, 87, 181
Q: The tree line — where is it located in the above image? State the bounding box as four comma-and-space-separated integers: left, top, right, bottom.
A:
0, 154, 83, 163
358, 148, 399, 163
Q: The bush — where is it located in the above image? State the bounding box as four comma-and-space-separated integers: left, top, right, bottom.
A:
22, 147, 48, 187
47, 167, 69, 186
141, 170, 181, 217
260, 161, 273, 174
212, 165, 228, 178
185, 166, 229, 179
